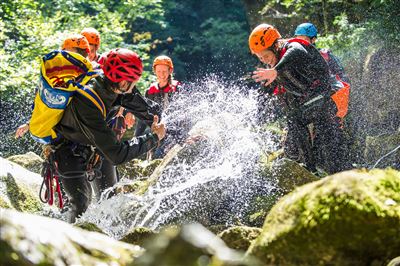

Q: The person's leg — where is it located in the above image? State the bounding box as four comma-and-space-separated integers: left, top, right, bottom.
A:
61, 176, 92, 223
284, 118, 315, 171
92, 158, 118, 200
314, 100, 351, 174
54, 143, 92, 223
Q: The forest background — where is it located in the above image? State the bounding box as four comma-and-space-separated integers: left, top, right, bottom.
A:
1, 0, 399, 157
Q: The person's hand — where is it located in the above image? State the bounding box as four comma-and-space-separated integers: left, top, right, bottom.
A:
185, 134, 205, 145
252, 67, 278, 86
15, 123, 30, 138
151, 115, 166, 140
125, 112, 136, 129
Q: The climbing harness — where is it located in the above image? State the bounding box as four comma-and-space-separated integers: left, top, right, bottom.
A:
86, 147, 103, 182
39, 146, 65, 209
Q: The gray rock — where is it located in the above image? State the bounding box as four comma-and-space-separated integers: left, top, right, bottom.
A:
0, 209, 143, 266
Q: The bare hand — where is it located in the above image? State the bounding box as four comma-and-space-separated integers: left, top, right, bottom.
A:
125, 112, 136, 129
252, 67, 278, 86
151, 115, 166, 140
185, 134, 205, 145
15, 123, 30, 138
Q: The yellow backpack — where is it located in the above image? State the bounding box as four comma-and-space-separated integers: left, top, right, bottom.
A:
29, 50, 106, 144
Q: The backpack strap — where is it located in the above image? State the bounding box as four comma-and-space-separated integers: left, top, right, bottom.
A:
280, 37, 311, 59
68, 80, 106, 118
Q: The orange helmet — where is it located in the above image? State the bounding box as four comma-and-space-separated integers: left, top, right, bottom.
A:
248, 24, 281, 54
61, 34, 90, 54
153, 55, 173, 70
81, 27, 101, 46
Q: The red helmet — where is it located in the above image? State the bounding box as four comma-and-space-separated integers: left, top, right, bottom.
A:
101, 48, 143, 83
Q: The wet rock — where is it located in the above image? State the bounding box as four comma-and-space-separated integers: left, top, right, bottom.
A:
0, 196, 11, 209
265, 158, 319, 193
118, 159, 163, 180
245, 158, 318, 226
119, 227, 156, 246
111, 179, 149, 196
135, 223, 259, 266
74, 222, 105, 234
388, 256, 400, 266
7, 151, 43, 174
0, 157, 43, 213
0, 209, 143, 266
247, 168, 400, 265
218, 226, 262, 251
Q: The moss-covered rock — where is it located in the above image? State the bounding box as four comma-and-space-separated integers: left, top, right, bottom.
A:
245, 158, 318, 227
0, 173, 42, 213
74, 222, 105, 234
218, 226, 262, 251
387, 256, 400, 266
247, 168, 400, 265
262, 158, 319, 193
0, 209, 143, 266
1, 158, 43, 212
119, 227, 156, 246
0, 197, 12, 209
118, 159, 163, 180
135, 224, 258, 266
7, 152, 44, 174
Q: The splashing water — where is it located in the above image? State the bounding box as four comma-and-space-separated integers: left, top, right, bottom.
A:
80, 75, 278, 238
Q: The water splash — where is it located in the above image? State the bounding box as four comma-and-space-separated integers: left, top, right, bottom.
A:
80, 75, 278, 238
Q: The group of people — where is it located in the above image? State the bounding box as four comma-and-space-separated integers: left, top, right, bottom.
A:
15, 28, 181, 222
250, 22, 351, 174
15, 21, 351, 222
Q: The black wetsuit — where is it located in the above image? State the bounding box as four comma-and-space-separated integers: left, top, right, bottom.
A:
264, 38, 349, 173
55, 74, 159, 222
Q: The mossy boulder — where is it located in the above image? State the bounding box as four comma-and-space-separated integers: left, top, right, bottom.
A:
7, 152, 44, 174
134, 224, 258, 266
218, 226, 262, 251
74, 222, 105, 234
245, 158, 318, 227
118, 159, 163, 180
247, 168, 400, 265
0, 209, 143, 266
0, 157, 43, 213
119, 227, 156, 246
262, 158, 319, 193
387, 256, 400, 266
111, 179, 150, 196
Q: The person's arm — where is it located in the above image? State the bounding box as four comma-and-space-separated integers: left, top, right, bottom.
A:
274, 42, 307, 75
72, 96, 162, 165
121, 88, 161, 126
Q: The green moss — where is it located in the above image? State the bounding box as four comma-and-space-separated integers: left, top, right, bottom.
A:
0, 197, 12, 209
118, 159, 163, 180
74, 222, 105, 234
119, 227, 155, 246
218, 226, 262, 251
2, 174, 42, 213
248, 168, 400, 265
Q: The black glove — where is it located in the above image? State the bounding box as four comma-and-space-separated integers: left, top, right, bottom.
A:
121, 88, 162, 126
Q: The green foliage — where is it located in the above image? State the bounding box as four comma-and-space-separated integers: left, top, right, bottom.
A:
1, 0, 253, 157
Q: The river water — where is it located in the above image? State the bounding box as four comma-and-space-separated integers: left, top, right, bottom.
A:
79, 76, 279, 238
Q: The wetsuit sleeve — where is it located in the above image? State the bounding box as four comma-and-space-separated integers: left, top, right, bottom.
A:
72, 96, 159, 165
274, 42, 307, 75
121, 90, 161, 126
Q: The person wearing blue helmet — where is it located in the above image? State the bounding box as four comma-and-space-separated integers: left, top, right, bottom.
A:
295, 22, 351, 121
294, 23, 349, 83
